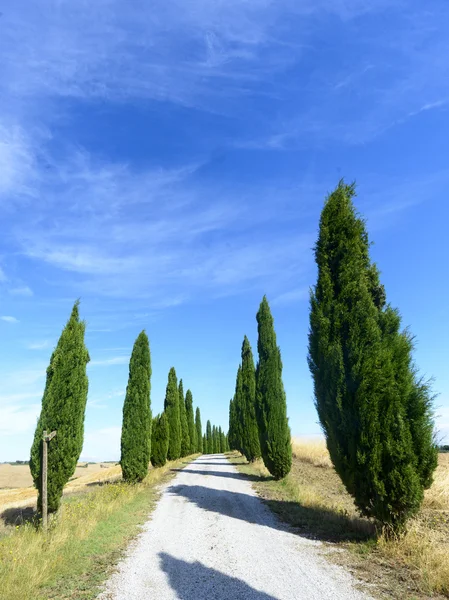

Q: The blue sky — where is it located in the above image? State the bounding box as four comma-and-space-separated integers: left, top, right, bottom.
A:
0, 1, 448, 461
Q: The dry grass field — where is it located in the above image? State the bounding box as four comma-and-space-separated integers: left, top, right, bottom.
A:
232, 438, 449, 599
0, 463, 121, 514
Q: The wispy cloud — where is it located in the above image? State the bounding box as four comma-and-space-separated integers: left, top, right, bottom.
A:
26, 340, 52, 351
272, 288, 309, 306
1, 316, 19, 324
89, 356, 129, 367
9, 286, 33, 297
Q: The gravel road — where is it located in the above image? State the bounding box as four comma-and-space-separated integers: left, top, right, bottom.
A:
98, 454, 372, 600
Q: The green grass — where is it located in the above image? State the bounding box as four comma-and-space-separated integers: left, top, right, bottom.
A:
0, 456, 198, 600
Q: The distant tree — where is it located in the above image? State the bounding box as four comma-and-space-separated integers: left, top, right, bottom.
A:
30, 301, 90, 513
178, 379, 190, 457
308, 181, 438, 531
151, 413, 169, 468
228, 398, 237, 451
120, 331, 152, 482
164, 367, 181, 460
256, 296, 292, 479
213, 425, 219, 453
233, 366, 245, 455
240, 336, 261, 462
185, 390, 196, 454
206, 420, 212, 454
203, 434, 207, 454
218, 426, 223, 453
195, 407, 203, 453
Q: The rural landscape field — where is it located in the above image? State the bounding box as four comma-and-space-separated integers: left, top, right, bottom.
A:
1, 2, 448, 600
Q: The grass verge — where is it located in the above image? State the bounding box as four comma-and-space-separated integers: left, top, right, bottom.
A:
229, 443, 449, 600
0, 455, 198, 600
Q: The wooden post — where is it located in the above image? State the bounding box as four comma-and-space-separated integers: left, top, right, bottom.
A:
42, 430, 56, 531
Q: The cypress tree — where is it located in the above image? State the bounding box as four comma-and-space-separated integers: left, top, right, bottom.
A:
228, 398, 237, 450
203, 434, 207, 454
151, 413, 169, 467
256, 296, 292, 479
218, 426, 223, 453
30, 301, 90, 513
120, 331, 152, 482
178, 379, 190, 457
164, 367, 181, 460
186, 390, 196, 454
308, 181, 437, 531
206, 420, 212, 454
195, 407, 203, 453
241, 336, 261, 462
233, 366, 245, 455
213, 426, 218, 453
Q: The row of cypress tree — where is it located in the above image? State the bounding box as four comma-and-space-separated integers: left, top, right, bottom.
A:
229, 298, 292, 480
202, 421, 230, 454
29, 314, 208, 512
152, 366, 204, 467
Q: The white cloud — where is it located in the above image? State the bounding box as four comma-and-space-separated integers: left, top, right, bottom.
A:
81, 426, 122, 462
26, 340, 52, 351
272, 288, 309, 306
0, 400, 40, 436
89, 356, 129, 367
9, 286, 33, 297
1, 316, 19, 323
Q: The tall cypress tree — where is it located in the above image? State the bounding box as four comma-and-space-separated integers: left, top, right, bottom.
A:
241, 336, 261, 462
185, 390, 196, 454
120, 331, 152, 482
203, 434, 207, 454
164, 367, 181, 460
206, 420, 212, 454
233, 366, 245, 455
30, 301, 90, 512
151, 413, 169, 468
212, 426, 218, 453
178, 379, 190, 457
308, 181, 437, 530
256, 296, 292, 479
195, 407, 203, 453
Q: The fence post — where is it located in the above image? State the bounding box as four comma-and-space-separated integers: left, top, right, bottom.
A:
42, 430, 57, 530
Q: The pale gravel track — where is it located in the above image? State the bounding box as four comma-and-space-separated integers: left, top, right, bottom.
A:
98, 454, 372, 600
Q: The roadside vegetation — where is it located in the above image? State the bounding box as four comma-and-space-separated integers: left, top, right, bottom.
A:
230, 439, 449, 599
0, 455, 198, 600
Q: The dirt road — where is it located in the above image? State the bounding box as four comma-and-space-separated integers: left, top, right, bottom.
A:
99, 454, 371, 600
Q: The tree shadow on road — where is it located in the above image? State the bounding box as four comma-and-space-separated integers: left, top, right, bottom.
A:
171, 468, 271, 483
169, 484, 375, 543
159, 552, 278, 599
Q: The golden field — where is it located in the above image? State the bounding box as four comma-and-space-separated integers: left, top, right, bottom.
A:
0, 462, 121, 514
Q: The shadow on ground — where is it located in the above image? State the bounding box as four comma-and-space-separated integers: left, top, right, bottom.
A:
159, 552, 277, 599
169, 484, 375, 543
171, 468, 271, 483
1, 505, 38, 526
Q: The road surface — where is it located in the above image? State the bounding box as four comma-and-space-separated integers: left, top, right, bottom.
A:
98, 454, 371, 600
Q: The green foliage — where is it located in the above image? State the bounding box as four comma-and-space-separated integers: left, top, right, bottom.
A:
230, 367, 245, 455
212, 425, 218, 453
256, 296, 292, 480
240, 336, 261, 462
30, 301, 90, 512
308, 181, 438, 531
218, 426, 223, 452
164, 367, 181, 460
195, 407, 203, 453
178, 379, 190, 457
185, 390, 196, 454
202, 434, 207, 454
120, 331, 152, 483
228, 398, 237, 451
151, 412, 169, 467
206, 420, 212, 454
